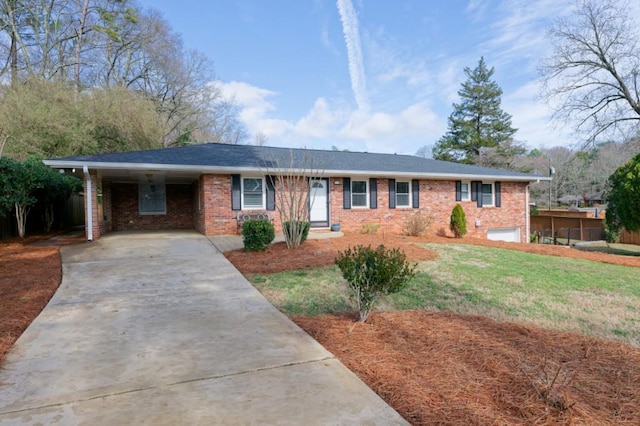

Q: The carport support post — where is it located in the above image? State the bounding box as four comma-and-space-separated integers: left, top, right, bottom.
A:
83, 165, 93, 242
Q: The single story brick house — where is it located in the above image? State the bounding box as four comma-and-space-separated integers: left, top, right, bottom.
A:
44, 143, 547, 243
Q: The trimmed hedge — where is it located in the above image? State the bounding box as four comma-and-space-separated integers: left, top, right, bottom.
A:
241, 219, 275, 251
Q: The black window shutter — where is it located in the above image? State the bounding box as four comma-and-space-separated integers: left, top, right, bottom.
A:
231, 174, 241, 211
455, 181, 462, 201
495, 181, 501, 207
266, 176, 275, 211
388, 179, 396, 209
474, 181, 483, 208
412, 180, 420, 208
471, 181, 478, 202
370, 178, 377, 209
343, 177, 351, 209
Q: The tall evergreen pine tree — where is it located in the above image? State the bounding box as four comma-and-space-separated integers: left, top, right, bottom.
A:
433, 57, 517, 164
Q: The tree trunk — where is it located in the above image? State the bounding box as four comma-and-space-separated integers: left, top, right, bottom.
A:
43, 203, 54, 233
9, 30, 17, 85
15, 202, 30, 238
73, 0, 90, 93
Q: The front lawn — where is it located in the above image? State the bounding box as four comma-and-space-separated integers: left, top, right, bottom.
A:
250, 243, 640, 346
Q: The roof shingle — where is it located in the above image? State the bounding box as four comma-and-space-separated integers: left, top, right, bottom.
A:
46, 142, 545, 180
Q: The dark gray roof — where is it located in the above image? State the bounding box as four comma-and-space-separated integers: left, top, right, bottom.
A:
46, 142, 545, 181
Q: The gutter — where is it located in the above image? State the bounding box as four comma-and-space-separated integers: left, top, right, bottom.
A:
83, 165, 93, 242
525, 184, 531, 244
44, 160, 549, 183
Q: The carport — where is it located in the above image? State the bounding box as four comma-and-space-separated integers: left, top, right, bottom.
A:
55, 165, 202, 241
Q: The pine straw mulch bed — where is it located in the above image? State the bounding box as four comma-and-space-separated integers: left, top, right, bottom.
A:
3, 231, 640, 423
293, 311, 640, 425
226, 232, 640, 425
0, 233, 84, 366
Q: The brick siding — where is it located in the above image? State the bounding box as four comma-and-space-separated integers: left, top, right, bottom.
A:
328, 178, 527, 241
87, 172, 529, 243
111, 183, 194, 232
197, 174, 528, 241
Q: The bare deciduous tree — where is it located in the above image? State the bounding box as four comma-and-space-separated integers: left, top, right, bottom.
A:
0, 0, 247, 151
414, 144, 432, 158
541, 0, 640, 145
263, 150, 323, 249
252, 132, 268, 146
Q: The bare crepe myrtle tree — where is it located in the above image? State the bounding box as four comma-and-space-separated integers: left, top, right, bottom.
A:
263, 149, 324, 249
540, 0, 640, 145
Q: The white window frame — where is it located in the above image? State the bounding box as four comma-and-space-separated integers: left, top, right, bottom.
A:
396, 181, 412, 208
481, 182, 494, 207
139, 183, 166, 215
241, 177, 266, 210
460, 181, 470, 201
351, 179, 368, 208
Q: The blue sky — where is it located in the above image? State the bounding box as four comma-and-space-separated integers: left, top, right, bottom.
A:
138, 0, 638, 155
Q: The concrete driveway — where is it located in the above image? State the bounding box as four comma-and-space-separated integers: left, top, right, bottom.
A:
0, 231, 407, 425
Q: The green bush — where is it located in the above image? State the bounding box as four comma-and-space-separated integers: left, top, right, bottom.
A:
283, 220, 310, 244
604, 220, 621, 244
449, 204, 467, 238
335, 244, 417, 322
242, 219, 275, 251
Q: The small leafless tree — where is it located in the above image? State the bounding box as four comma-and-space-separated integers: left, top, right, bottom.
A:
540, 0, 640, 145
253, 132, 268, 146
264, 149, 323, 249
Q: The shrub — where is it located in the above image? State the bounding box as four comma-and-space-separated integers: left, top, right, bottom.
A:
449, 204, 467, 238
604, 220, 621, 244
335, 244, 417, 322
242, 219, 275, 251
283, 220, 310, 245
402, 210, 434, 236
360, 223, 380, 234
530, 204, 540, 215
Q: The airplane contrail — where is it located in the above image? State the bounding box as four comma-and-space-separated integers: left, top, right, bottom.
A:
336, 0, 370, 112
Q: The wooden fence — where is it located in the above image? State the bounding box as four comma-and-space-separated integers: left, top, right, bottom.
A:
0, 194, 85, 240
621, 230, 640, 245
534, 210, 640, 245
530, 215, 605, 244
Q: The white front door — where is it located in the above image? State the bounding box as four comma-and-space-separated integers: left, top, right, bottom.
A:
309, 179, 329, 227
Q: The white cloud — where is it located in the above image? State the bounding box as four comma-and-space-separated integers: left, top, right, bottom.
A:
293, 98, 343, 138
218, 79, 444, 154
465, 0, 489, 21
217, 81, 292, 138
479, 0, 574, 70
219, 1, 598, 155
336, 0, 370, 112
503, 81, 573, 148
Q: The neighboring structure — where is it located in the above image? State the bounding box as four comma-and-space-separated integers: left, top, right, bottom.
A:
44, 143, 548, 243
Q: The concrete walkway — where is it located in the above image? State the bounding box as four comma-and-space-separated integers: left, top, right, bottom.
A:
0, 231, 406, 425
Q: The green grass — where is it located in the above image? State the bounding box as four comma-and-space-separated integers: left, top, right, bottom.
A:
250, 266, 352, 316
574, 241, 640, 257
248, 244, 640, 346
